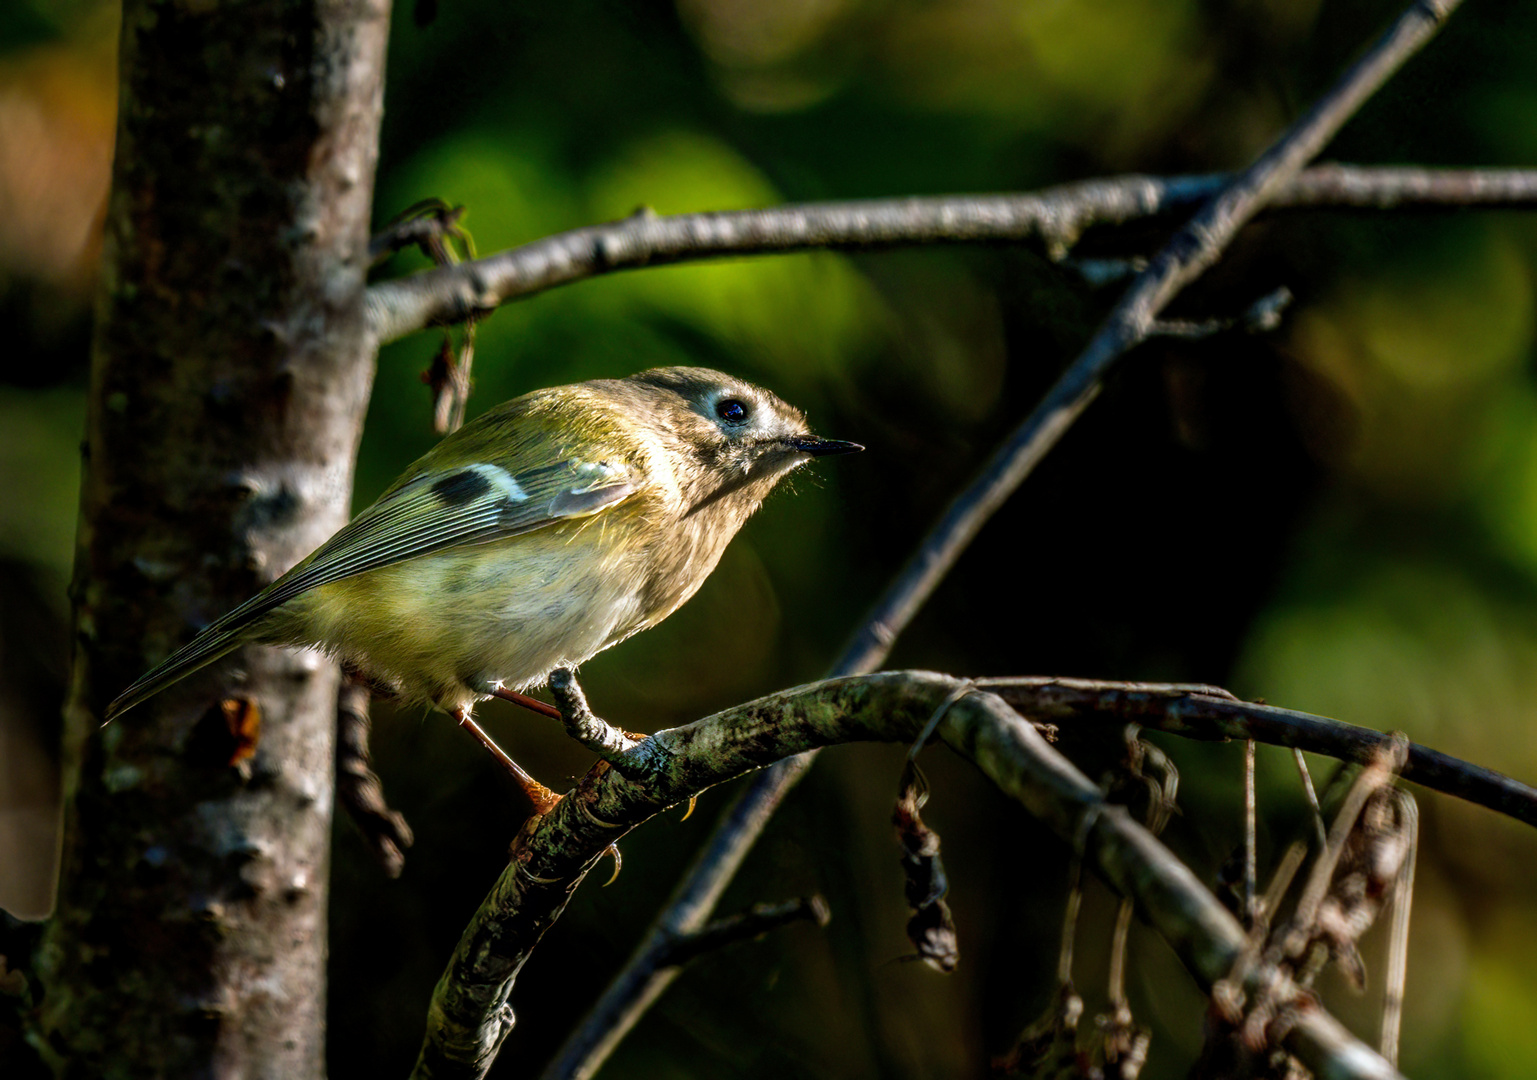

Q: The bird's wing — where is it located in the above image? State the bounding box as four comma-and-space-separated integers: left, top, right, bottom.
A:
257, 457, 639, 610
103, 456, 640, 721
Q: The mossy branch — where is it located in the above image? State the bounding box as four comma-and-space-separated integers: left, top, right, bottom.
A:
411, 671, 1452, 1080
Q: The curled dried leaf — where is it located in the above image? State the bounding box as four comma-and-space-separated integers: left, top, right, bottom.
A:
893, 760, 958, 972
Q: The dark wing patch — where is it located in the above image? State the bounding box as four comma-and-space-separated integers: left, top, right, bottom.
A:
432, 469, 494, 506
260, 459, 637, 610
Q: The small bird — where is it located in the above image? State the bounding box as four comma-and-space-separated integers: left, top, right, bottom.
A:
106, 366, 859, 805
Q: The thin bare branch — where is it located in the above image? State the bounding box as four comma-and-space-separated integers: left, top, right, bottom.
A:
363, 161, 1533, 344
546, 668, 646, 766
545, 2, 1469, 1073
412, 672, 1405, 1080
336, 679, 413, 878
1244, 739, 1258, 927
1294, 748, 1331, 850
664, 896, 830, 968
1381, 792, 1418, 1068
990, 677, 1537, 829
1147, 286, 1293, 340
368, 198, 470, 267
1201, 742, 1413, 1075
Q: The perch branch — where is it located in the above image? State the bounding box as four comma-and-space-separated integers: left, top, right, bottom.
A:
362, 163, 1536, 345
412, 672, 1406, 1080
546, 1, 1469, 1074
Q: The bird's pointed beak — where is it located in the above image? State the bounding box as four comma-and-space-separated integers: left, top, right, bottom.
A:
782, 434, 864, 457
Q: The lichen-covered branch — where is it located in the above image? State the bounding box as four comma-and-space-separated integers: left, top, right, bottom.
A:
414, 672, 1408, 1080
362, 162, 1536, 344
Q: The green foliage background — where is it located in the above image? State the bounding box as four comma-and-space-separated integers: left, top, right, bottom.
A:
4, 0, 1537, 1075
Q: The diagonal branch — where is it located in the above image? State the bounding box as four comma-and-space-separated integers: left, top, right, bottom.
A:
362, 162, 1537, 345
412, 672, 1418, 1080
543, 2, 1468, 1075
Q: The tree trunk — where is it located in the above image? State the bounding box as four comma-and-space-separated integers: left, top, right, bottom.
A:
34, 0, 389, 1075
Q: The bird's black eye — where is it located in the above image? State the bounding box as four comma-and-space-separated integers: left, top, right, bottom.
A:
715, 398, 748, 424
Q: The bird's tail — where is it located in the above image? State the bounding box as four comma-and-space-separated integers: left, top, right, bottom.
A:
102, 594, 283, 723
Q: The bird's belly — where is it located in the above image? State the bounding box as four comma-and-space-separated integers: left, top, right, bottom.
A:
282, 531, 647, 711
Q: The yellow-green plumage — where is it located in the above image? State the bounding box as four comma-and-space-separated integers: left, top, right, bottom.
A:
106, 367, 858, 722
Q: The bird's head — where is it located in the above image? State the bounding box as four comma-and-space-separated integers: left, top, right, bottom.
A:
623, 367, 861, 517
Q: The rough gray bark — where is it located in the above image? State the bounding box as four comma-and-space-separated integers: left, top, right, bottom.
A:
32, 0, 390, 1075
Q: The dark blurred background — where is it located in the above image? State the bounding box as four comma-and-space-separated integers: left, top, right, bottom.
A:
5, 0, 1537, 1075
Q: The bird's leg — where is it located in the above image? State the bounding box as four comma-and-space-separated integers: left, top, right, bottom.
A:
452, 707, 561, 815
492, 674, 686, 857
487, 687, 562, 721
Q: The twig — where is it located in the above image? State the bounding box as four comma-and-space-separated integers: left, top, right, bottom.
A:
1210, 741, 1416, 1074
432, 315, 476, 435
364, 163, 1536, 344
1105, 729, 1177, 1010
1199, 742, 1409, 1077
545, 2, 1469, 1073
368, 198, 469, 266
1056, 801, 1102, 988
1244, 739, 1257, 927
409, 672, 1403, 1080
988, 677, 1537, 828
665, 896, 830, 968
1293, 748, 1331, 850
1105, 899, 1135, 1011
369, 198, 480, 432
1147, 286, 1293, 340
1381, 792, 1418, 1068
1289, 738, 1408, 952
336, 679, 413, 878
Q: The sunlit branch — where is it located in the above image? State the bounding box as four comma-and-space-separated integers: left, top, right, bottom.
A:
363, 162, 1537, 345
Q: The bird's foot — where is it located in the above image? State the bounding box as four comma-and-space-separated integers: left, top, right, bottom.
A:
453, 708, 562, 815
602, 843, 623, 885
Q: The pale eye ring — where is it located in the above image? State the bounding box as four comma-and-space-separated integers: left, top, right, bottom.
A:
715, 398, 748, 424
